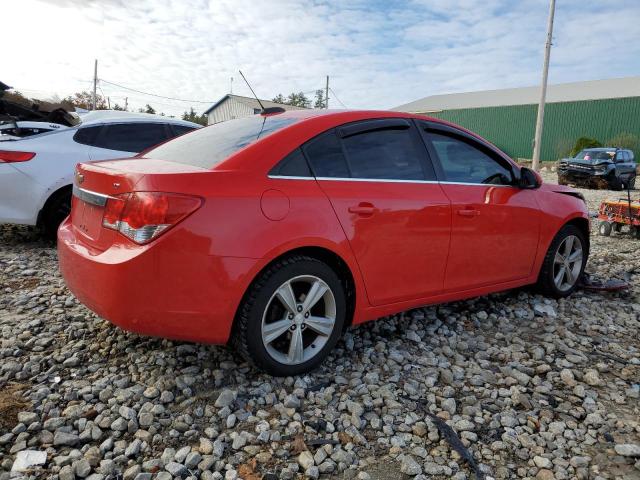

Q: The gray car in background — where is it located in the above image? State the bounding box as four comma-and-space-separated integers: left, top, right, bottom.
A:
558, 148, 637, 190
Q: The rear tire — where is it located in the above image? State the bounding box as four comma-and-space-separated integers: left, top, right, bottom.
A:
232, 255, 346, 376
536, 224, 588, 298
598, 221, 612, 236
39, 189, 72, 241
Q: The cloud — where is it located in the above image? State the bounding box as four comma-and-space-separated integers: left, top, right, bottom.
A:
3, 0, 639, 116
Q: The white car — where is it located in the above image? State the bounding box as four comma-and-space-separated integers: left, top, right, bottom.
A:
0, 111, 201, 237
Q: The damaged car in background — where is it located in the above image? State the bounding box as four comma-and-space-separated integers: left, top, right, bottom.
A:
0, 80, 81, 140
558, 147, 637, 190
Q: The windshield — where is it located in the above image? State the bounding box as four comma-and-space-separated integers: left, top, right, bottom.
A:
575, 149, 615, 161
144, 115, 298, 168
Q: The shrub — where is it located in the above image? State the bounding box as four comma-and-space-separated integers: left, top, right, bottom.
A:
605, 132, 640, 162
570, 137, 602, 157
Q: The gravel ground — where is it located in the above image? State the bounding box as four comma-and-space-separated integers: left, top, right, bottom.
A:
1, 171, 639, 480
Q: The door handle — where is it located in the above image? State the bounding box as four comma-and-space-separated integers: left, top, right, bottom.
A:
458, 208, 480, 217
348, 203, 376, 215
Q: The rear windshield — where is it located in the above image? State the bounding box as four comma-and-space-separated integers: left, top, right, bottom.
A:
143, 115, 298, 168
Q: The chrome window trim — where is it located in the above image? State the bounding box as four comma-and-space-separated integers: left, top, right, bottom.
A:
73, 186, 109, 207
268, 175, 515, 187
267, 175, 316, 181
438, 181, 515, 188
316, 177, 438, 184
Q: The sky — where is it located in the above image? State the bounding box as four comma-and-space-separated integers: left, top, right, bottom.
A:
4, 0, 640, 117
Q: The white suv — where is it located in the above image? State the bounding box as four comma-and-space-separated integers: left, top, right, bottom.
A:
0, 111, 200, 237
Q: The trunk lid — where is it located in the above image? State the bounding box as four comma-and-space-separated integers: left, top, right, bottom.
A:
72, 158, 208, 251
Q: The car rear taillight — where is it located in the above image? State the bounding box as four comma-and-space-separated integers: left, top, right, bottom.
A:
101, 192, 201, 244
0, 150, 36, 163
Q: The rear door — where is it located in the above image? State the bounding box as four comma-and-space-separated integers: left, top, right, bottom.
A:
418, 121, 540, 292
303, 119, 451, 306
88, 122, 172, 160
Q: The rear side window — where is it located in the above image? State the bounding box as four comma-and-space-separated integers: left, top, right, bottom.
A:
270, 149, 312, 177
428, 132, 513, 185
146, 115, 297, 168
73, 126, 102, 146
303, 130, 350, 178
341, 127, 428, 180
171, 125, 197, 136
95, 123, 171, 152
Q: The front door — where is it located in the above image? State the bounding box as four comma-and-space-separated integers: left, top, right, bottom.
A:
419, 123, 540, 292
302, 120, 452, 306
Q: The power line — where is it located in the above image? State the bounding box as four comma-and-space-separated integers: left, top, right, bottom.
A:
329, 87, 347, 108
100, 79, 215, 104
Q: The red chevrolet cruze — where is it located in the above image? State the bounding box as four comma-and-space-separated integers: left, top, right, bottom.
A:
58, 110, 589, 375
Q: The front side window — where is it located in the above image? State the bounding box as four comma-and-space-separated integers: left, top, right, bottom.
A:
96, 123, 170, 152
341, 127, 428, 181
428, 132, 513, 185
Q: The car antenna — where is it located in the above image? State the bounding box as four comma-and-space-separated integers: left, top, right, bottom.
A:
238, 70, 265, 111
238, 70, 285, 116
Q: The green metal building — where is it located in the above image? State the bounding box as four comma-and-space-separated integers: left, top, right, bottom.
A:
393, 77, 640, 161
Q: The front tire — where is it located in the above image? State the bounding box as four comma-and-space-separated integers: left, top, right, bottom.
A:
536, 224, 588, 298
232, 255, 346, 376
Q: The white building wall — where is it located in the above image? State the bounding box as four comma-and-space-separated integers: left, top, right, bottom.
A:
207, 97, 257, 125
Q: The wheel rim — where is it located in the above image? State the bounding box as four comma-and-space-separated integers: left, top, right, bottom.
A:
261, 275, 336, 365
553, 235, 583, 291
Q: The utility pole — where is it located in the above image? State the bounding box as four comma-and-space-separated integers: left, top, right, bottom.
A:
532, 0, 555, 171
230, 77, 233, 94
124, 97, 128, 111
325, 75, 329, 109
107, 96, 111, 109
92, 59, 98, 110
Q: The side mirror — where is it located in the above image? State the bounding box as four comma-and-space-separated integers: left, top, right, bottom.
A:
518, 167, 542, 189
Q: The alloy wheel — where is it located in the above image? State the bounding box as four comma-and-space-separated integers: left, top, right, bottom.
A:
261, 275, 336, 365
553, 235, 583, 291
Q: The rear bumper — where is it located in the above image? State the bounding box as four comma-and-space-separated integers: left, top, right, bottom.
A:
57, 218, 258, 344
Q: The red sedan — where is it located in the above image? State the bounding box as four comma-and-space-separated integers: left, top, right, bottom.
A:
58, 110, 589, 375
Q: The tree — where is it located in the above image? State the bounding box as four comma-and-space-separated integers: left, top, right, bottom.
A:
570, 137, 602, 157
287, 92, 311, 108
181, 107, 207, 126
314, 89, 326, 109
138, 104, 156, 114
112, 103, 126, 111
63, 91, 107, 110
606, 132, 640, 160
271, 92, 312, 108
